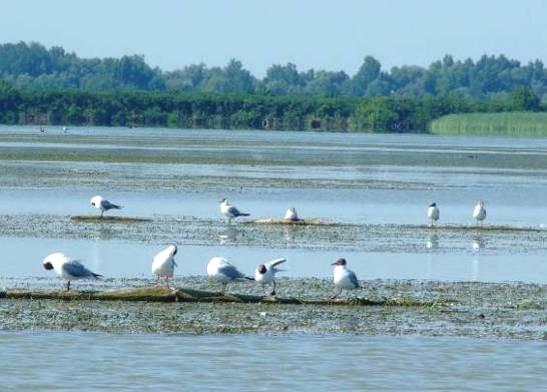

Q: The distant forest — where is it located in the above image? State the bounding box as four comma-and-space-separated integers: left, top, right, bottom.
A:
1, 42, 546, 101
0, 42, 545, 132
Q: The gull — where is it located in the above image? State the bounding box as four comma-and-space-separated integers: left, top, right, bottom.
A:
90, 195, 122, 217
219, 198, 250, 223
254, 257, 287, 296
283, 207, 300, 222
207, 256, 252, 295
331, 258, 359, 299
427, 202, 440, 226
151, 245, 178, 288
473, 200, 486, 224
42, 252, 102, 291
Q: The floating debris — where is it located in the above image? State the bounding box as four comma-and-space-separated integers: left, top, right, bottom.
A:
70, 215, 152, 223
249, 218, 335, 226
0, 286, 444, 307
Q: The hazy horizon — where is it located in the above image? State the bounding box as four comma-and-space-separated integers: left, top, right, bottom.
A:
2, 0, 546, 76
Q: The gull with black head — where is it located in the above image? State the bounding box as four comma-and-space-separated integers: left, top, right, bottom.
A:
90, 195, 122, 218
331, 258, 360, 299
42, 252, 102, 291
254, 257, 287, 296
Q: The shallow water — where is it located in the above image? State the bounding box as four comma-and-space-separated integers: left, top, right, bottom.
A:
1, 126, 546, 387
1, 331, 545, 390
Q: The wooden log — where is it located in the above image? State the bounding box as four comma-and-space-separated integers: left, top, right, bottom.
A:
70, 215, 152, 223
0, 286, 445, 307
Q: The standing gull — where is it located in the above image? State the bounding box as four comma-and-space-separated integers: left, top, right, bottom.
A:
151, 245, 178, 288
331, 258, 360, 299
207, 256, 252, 294
254, 257, 287, 296
42, 252, 102, 291
427, 202, 440, 226
283, 207, 300, 222
90, 195, 122, 218
219, 198, 250, 223
473, 200, 487, 224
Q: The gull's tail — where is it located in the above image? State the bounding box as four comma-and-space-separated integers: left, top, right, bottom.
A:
92, 273, 103, 279
238, 212, 250, 217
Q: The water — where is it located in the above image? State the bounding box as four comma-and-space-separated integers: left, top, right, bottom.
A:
0, 126, 546, 283
0, 126, 546, 388
1, 331, 545, 390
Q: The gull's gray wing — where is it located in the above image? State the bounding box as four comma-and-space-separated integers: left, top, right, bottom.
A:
227, 205, 242, 217
266, 258, 287, 272
101, 200, 122, 210
348, 270, 359, 288
218, 264, 245, 280
62, 260, 101, 279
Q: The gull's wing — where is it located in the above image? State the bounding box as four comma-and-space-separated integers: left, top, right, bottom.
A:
227, 205, 242, 217
348, 270, 359, 288
62, 260, 101, 279
266, 257, 287, 271
218, 263, 246, 280
101, 200, 122, 210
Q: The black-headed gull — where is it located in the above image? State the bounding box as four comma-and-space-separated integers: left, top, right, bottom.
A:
151, 245, 178, 288
219, 198, 250, 223
207, 256, 252, 294
254, 257, 287, 296
283, 207, 299, 222
473, 200, 486, 224
90, 195, 122, 217
427, 202, 440, 226
42, 252, 102, 291
331, 258, 359, 299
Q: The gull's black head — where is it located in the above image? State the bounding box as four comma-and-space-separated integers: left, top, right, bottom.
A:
43, 262, 54, 270
429, 202, 436, 207
257, 264, 267, 274
331, 258, 347, 266
172, 245, 177, 256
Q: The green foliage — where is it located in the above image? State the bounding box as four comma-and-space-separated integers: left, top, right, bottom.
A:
1, 42, 546, 103
430, 112, 547, 136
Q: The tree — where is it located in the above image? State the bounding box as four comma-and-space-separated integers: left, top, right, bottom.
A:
510, 87, 540, 111
351, 56, 381, 96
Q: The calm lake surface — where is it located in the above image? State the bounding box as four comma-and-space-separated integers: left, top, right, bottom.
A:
0, 126, 546, 389
1, 331, 546, 391
0, 126, 546, 283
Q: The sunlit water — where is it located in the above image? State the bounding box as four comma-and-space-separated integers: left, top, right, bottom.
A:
1, 331, 545, 390
0, 126, 546, 283
0, 126, 546, 388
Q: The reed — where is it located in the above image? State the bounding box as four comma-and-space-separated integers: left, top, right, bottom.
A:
430, 112, 547, 137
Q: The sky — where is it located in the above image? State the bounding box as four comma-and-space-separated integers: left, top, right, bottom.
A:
1, 0, 546, 77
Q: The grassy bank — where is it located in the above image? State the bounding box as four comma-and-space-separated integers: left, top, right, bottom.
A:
430, 112, 547, 137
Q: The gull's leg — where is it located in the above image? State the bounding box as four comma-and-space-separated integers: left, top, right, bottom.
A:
222, 282, 228, 295
330, 288, 342, 300
270, 280, 277, 296
66, 281, 71, 291
100, 210, 104, 218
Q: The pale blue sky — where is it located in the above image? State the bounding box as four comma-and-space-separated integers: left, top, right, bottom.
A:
2, 0, 546, 76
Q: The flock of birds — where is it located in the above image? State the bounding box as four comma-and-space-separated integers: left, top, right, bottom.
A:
40, 196, 489, 299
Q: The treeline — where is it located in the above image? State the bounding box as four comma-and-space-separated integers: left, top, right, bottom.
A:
0, 81, 543, 132
0, 42, 546, 102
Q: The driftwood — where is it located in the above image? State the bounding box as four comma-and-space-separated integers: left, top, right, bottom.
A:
0, 286, 443, 307
70, 215, 152, 223
248, 218, 335, 226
